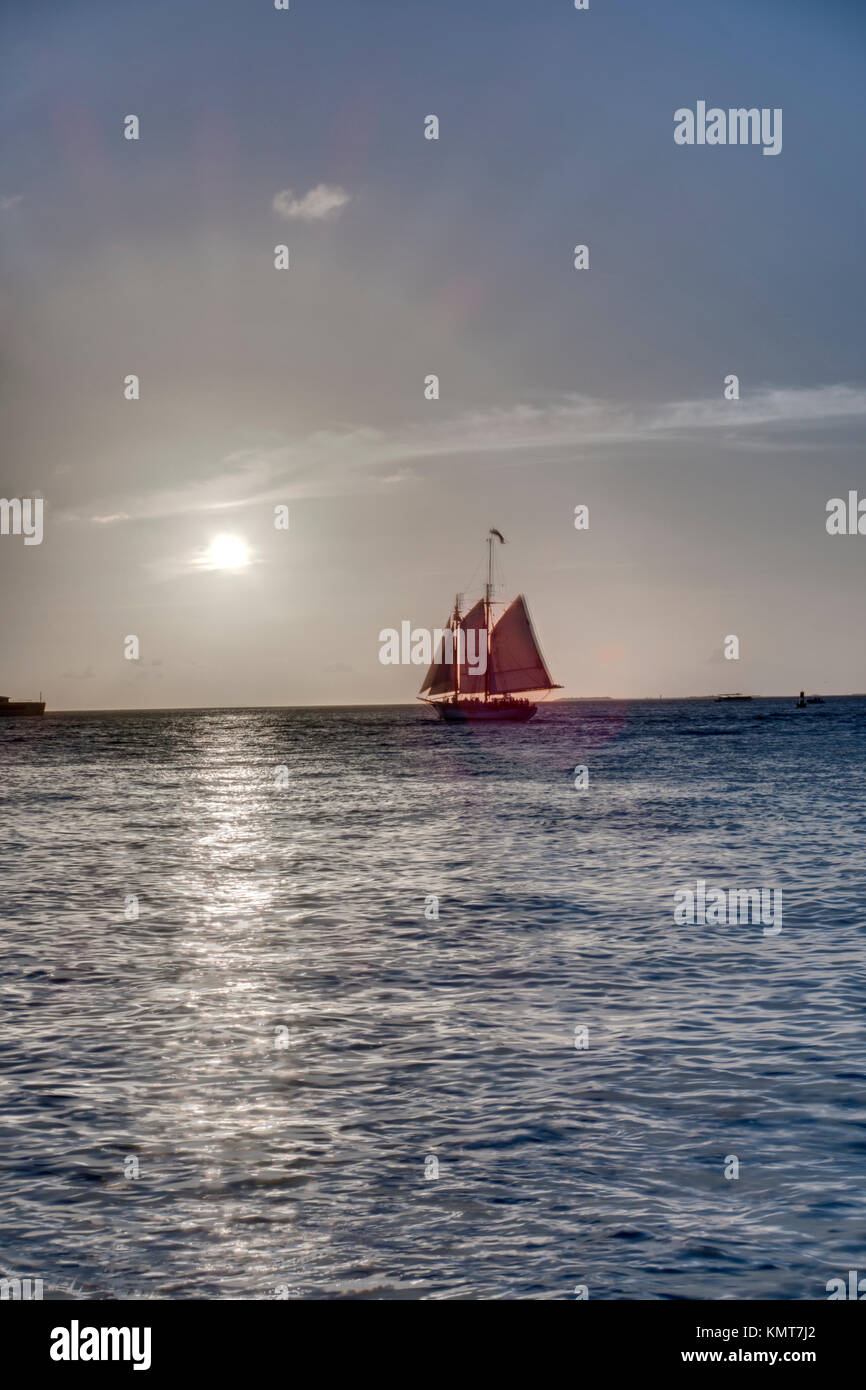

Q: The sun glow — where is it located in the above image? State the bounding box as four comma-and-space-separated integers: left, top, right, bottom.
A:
199, 534, 251, 572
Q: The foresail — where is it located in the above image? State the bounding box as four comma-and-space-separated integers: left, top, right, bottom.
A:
419, 619, 455, 697
489, 594, 556, 694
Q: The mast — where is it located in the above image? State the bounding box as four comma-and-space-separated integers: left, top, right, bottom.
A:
453, 593, 461, 702
484, 529, 505, 702
484, 534, 492, 702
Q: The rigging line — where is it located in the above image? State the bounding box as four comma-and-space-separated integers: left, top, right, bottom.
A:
461, 558, 482, 604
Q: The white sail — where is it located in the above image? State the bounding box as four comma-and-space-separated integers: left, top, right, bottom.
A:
488, 595, 556, 694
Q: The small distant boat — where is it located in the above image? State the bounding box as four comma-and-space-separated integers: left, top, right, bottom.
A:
0, 694, 45, 718
715, 693, 752, 702
796, 691, 824, 708
418, 530, 560, 723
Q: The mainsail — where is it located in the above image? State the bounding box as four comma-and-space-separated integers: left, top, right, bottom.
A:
456, 599, 487, 695
418, 600, 489, 696
488, 595, 556, 694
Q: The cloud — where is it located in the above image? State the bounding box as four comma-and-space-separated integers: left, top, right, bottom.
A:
60, 383, 866, 527
394, 385, 866, 461
272, 184, 351, 221
0, 194, 23, 211
60, 665, 96, 680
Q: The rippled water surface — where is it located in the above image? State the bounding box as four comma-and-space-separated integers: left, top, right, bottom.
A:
2, 699, 865, 1299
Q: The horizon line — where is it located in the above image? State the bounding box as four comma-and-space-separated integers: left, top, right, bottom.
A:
9, 693, 865, 716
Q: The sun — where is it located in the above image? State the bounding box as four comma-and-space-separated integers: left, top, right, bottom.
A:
201, 534, 251, 571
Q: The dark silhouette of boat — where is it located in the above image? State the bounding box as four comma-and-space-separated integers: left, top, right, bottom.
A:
715, 693, 752, 702
0, 694, 45, 717
419, 530, 560, 723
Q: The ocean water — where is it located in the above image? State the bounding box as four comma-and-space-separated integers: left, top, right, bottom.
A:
1, 697, 865, 1301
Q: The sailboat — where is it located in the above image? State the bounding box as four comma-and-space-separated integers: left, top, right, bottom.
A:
418, 529, 560, 722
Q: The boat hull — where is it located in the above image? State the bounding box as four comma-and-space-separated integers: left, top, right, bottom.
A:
428, 699, 537, 723
0, 701, 45, 717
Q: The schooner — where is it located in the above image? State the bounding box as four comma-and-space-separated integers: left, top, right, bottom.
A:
418, 529, 560, 722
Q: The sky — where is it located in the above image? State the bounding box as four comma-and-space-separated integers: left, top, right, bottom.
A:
1, 0, 865, 707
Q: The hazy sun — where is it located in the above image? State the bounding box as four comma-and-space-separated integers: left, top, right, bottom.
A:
201, 534, 251, 571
